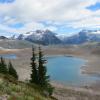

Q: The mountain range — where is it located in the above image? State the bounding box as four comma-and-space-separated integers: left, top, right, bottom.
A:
14, 30, 61, 45
61, 30, 100, 44
1, 29, 100, 45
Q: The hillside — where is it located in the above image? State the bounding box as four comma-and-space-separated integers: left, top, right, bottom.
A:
79, 42, 100, 55
0, 40, 35, 49
0, 74, 55, 100
0, 42, 100, 100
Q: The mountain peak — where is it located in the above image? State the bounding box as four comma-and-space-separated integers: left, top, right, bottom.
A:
10, 29, 100, 45
16, 29, 61, 45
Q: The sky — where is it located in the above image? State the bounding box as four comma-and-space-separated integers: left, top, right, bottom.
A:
0, 0, 100, 36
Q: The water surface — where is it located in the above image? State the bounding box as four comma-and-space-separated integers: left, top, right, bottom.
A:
0, 54, 17, 59
47, 56, 99, 86
0, 54, 99, 86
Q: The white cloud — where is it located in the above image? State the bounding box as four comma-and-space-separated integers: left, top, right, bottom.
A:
0, 0, 100, 35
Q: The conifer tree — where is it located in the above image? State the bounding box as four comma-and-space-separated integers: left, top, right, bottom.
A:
29, 46, 54, 95
0, 57, 8, 74
8, 61, 18, 80
30, 46, 38, 84
38, 46, 49, 87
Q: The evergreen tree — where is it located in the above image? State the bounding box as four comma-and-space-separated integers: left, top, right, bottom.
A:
29, 46, 54, 95
30, 46, 38, 84
0, 57, 8, 74
38, 46, 49, 87
8, 61, 18, 80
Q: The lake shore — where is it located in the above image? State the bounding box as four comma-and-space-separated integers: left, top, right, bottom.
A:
0, 47, 100, 100
0, 47, 100, 83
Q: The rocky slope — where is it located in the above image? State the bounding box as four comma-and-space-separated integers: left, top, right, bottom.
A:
61, 30, 100, 44
16, 30, 61, 45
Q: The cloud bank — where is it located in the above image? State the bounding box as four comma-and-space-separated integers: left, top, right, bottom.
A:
0, 0, 100, 36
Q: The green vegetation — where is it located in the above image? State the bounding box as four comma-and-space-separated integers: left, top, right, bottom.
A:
0, 46, 55, 99
8, 61, 18, 80
30, 46, 54, 96
0, 74, 55, 100
0, 57, 8, 74
0, 57, 18, 80
38, 46, 48, 87
30, 47, 38, 84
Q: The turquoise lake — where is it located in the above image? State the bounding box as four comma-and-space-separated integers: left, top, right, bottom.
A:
47, 56, 99, 86
0, 54, 99, 86
0, 54, 17, 59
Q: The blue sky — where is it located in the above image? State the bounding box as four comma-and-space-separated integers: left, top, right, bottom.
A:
87, 2, 100, 11
0, 0, 100, 36
0, 0, 14, 3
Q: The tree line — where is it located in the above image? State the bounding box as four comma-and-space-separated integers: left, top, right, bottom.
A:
30, 46, 53, 95
0, 46, 53, 96
0, 57, 18, 79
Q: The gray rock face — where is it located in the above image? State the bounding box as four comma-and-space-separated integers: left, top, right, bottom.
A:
17, 30, 62, 45
61, 30, 100, 44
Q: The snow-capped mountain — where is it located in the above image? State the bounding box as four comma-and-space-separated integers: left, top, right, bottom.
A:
10, 29, 100, 45
0, 36, 8, 40
61, 30, 100, 44
17, 30, 62, 45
